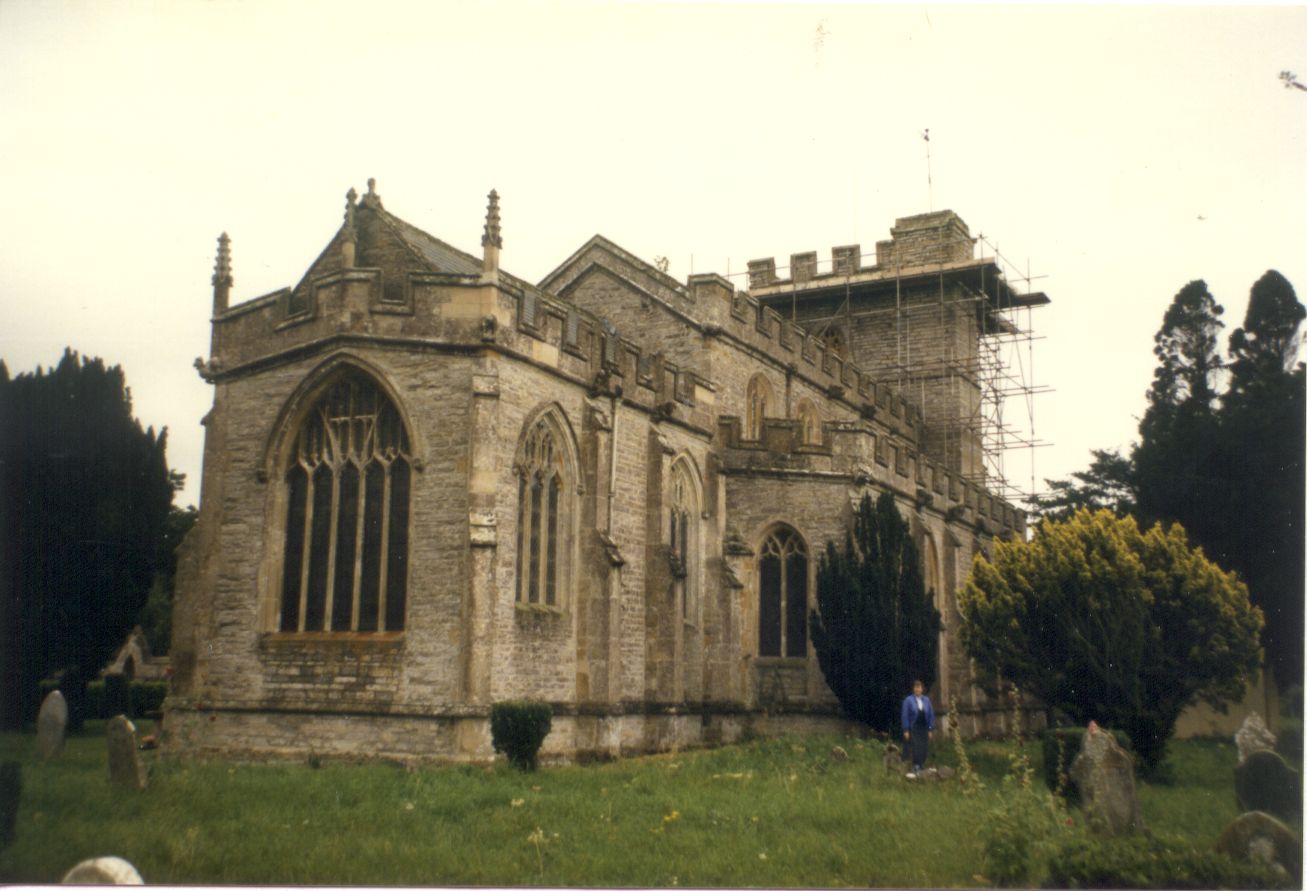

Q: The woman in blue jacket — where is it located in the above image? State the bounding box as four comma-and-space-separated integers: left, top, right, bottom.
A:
900, 679, 934, 777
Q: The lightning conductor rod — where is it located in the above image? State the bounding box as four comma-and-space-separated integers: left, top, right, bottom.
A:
922, 128, 933, 212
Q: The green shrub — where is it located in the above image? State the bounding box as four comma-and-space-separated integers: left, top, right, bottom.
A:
489, 701, 552, 771
1042, 727, 1134, 800
104, 673, 130, 718
1044, 835, 1290, 889
84, 681, 106, 720
0, 761, 19, 850
130, 681, 168, 716
1275, 717, 1302, 765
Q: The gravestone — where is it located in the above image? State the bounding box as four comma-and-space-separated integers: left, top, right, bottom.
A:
61, 856, 144, 884
829, 745, 848, 762
1068, 724, 1144, 835
1234, 711, 1277, 765
105, 716, 147, 791
36, 690, 68, 760
1234, 749, 1301, 822
1215, 811, 1301, 885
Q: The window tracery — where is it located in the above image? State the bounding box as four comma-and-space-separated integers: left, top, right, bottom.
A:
279, 372, 411, 633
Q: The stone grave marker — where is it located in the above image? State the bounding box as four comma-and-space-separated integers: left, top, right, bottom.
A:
1069, 723, 1144, 835
61, 856, 144, 884
829, 745, 848, 762
1215, 810, 1301, 886
1234, 711, 1276, 765
1234, 749, 1301, 822
36, 690, 68, 760
105, 716, 147, 791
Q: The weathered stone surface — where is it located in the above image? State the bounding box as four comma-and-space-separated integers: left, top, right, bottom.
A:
829, 745, 848, 762
1215, 811, 1301, 885
36, 690, 68, 761
937, 765, 956, 780
105, 716, 146, 790
1234, 711, 1277, 765
61, 856, 144, 884
1234, 749, 1301, 822
1069, 725, 1144, 835
167, 189, 1034, 764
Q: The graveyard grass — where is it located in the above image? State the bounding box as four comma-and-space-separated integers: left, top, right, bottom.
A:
0, 722, 1254, 886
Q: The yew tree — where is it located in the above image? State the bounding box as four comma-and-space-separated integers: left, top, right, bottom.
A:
958, 509, 1262, 770
0, 350, 175, 729
811, 492, 941, 731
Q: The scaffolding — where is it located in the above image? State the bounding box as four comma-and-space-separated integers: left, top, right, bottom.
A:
728, 228, 1050, 505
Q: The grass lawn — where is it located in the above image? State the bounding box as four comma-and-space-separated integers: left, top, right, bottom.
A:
0, 722, 1255, 886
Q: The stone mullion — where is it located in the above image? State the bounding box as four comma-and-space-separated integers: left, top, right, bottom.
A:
321, 459, 342, 631
349, 457, 367, 631
376, 459, 393, 631
296, 458, 316, 633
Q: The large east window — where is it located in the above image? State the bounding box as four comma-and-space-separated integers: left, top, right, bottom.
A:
758, 526, 808, 657
279, 372, 411, 633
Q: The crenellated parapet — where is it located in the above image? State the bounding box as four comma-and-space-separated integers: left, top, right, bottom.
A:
198, 183, 1027, 539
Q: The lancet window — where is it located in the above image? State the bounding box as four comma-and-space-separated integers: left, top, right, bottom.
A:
515, 416, 567, 607
758, 526, 808, 658
745, 375, 775, 441
669, 461, 698, 622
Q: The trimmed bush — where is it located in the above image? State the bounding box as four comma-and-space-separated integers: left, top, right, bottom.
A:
0, 761, 19, 850
1045, 835, 1289, 889
490, 701, 552, 771
104, 673, 131, 718
1042, 727, 1133, 800
131, 681, 168, 716
84, 681, 106, 720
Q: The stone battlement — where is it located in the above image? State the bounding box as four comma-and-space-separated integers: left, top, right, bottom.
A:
747, 210, 979, 290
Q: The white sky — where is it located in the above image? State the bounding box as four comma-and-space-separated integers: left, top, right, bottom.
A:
2, 1, 1305, 510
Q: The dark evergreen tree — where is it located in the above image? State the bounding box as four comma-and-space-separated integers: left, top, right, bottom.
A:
136, 501, 198, 654
0, 350, 175, 729
811, 492, 941, 731
1026, 448, 1136, 521
1132, 280, 1227, 549
1218, 271, 1306, 692
1030, 272, 1305, 695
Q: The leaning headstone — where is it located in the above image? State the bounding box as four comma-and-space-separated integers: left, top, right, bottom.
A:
105, 716, 147, 791
61, 856, 144, 884
1215, 811, 1301, 886
1234, 749, 1301, 822
1069, 724, 1144, 835
36, 690, 68, 760
1234, 712, 1277, 765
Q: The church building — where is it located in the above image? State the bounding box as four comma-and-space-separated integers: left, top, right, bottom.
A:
165, 180, 1044, 762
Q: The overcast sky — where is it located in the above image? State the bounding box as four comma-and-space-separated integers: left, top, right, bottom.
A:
2, 1, 1305, 510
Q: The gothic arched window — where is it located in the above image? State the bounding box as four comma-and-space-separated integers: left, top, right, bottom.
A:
758, 526, 808, 658
745, 374, 775, 441
820, 325, 846, 358
279, 371, 411, 633
669, 460, 699, 623
795, 398, 822, 446
515, 414, 570, 607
